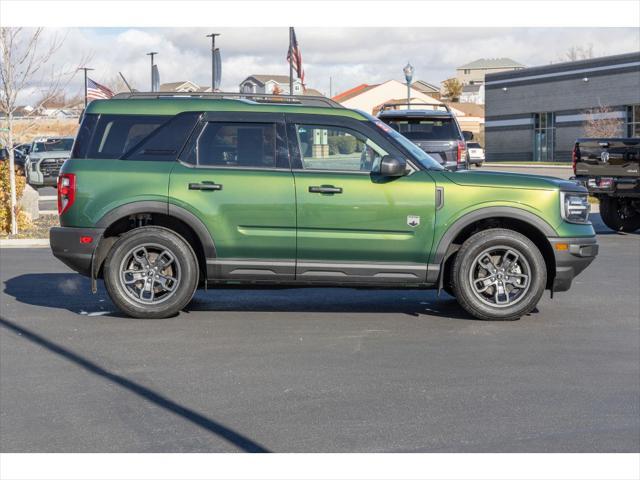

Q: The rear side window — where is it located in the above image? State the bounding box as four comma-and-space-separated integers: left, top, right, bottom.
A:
184, 122, 277, 168
88, 115, 166, 159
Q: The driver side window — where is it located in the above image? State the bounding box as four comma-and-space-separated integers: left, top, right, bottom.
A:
295, 124, 388, 172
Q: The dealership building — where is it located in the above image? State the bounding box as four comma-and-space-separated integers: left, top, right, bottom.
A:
484, 51, 640, 162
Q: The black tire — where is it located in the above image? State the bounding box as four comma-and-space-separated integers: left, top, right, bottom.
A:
452, 228, 546, 321
476, 161, 483, 167
599, 197, 640, 233
103, 226, 199, 319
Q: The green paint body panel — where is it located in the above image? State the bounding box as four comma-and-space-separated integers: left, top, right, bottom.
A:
59, 98, 596, 286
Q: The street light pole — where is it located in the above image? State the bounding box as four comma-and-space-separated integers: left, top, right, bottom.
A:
146, 52, 158, 91
403, 62, 414, 108
206, 33, 220, 91
78, 67, 94, 108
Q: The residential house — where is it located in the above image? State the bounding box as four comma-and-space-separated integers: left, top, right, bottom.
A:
456, 58, 525, 86
460, 84, 485, 105
332, 80, 443, 114
159, 81, 202, 93
411, 80, 441, 100
239, 75, 305, 95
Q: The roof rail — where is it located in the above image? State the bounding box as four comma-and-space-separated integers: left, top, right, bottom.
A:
111, 91, 343, 109
379, 101, 451, 113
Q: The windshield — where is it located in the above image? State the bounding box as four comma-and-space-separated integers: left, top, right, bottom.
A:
381, 117, 458, 141
358, 111, 443, 170
32, 138, 74, 153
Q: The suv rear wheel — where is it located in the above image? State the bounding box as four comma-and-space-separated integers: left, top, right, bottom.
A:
104, 227, 199, 319
451, 229, 546, 321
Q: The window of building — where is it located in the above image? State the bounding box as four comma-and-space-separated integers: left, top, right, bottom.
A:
627, 105, 640, 137
187, 122, 277, 168
464, 69, 470, 74
294, 124, 388, 172
533, 112, 555, 162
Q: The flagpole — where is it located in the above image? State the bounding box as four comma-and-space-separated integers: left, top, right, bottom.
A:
78, 67, 94, 108
289, 27, 293, 96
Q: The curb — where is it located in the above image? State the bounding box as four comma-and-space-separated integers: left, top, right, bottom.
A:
485, 164, 571, 169
0, 238, 50, 248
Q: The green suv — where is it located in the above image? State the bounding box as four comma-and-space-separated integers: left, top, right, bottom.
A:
50, 92, 598, 320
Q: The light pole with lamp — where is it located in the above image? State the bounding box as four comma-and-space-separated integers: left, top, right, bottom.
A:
206, 33, 220, 91
403, 62, 414, 107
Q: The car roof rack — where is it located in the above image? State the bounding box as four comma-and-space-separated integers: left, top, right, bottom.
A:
111, 91, 343, 109
378, 101, 451, 113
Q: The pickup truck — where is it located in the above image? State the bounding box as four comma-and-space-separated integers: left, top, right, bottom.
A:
573, 137, 640, 232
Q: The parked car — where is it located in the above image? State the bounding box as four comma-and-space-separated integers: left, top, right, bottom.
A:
573, 137, 640, 232
12, 144, 29, 172
25, 137, 74, 188
466, 142, 485, 167
377, 102, 470, 171
50, 92, 597, 321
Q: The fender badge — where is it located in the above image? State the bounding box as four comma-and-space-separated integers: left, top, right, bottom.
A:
407, 215, 420, 227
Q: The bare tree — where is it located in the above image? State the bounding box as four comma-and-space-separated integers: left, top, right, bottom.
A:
565, 44, 595, 62
583, 104, 624, 138
0, 27, 81, 234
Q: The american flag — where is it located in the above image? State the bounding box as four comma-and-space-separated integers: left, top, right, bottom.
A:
87, 78, 114, 102
286, 27, 305, 86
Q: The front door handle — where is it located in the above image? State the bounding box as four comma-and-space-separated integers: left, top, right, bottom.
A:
309, 185, 343, 194
189, 181, 223, 191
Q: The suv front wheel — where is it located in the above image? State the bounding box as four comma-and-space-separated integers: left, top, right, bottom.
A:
103, 227, 199, 319
452, 229, 546, 321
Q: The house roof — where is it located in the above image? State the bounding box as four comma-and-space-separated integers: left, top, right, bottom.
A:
446, 102, 485, 117
159, 81, 200, 92
332, 83, 378, 102
412, 80, 440, 93
457, 58, 525, 70
242, 75, 298, 86
303, 88, 324, 96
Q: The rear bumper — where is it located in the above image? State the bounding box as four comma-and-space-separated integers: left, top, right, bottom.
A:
50, 226, 105, 277
548, 236, 599, 292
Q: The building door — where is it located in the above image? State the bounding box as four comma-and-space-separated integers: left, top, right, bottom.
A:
533, 112, 555, 162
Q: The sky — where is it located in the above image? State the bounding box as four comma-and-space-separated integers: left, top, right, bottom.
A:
15, 27, 640, 104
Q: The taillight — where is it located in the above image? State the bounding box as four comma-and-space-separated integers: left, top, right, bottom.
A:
457, 140, 466, 165
57, 173, 76, 216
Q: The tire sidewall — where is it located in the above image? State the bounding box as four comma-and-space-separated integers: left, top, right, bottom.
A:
453, 229, 547, 320
104, 227, 198, 319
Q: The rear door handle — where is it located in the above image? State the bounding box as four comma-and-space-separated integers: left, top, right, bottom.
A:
189, 181, 223, 191
308, 185, 343, 194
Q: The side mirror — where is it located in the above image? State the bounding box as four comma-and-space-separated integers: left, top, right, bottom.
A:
462, 131, 474, 141
379, 155, 406, 177
0, 148, 8, 161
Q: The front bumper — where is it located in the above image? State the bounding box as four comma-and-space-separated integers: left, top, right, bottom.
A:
50, 226, 105, 277
548, 236, 599, 292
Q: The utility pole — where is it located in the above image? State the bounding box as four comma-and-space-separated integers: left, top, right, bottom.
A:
206, 33, 220, 91
78, 67, 94, 107
146, 52, 158, 91
329, 76, 333, 98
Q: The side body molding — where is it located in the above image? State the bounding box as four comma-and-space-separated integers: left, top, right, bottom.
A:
431, 206, 558, 266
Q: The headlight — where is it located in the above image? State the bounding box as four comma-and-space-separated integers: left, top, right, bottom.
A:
561, 191, 590, 224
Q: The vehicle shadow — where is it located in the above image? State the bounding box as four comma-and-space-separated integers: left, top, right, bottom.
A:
0, 315, 270, 453
590, 212, 639, 236
2, 273, 478, 320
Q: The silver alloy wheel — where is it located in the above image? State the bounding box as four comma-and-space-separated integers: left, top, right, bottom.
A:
119, 243, 181, 305
468, 245, 531, 308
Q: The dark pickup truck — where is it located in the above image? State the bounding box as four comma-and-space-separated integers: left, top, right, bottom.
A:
573, 137, 640, 232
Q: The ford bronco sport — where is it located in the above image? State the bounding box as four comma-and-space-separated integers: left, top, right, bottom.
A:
50, 92, 598, 320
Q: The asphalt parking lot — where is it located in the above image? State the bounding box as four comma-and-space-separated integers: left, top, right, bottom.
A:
1, 210, 638, 453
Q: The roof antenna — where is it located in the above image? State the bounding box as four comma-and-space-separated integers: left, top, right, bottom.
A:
119, 72, 134, 93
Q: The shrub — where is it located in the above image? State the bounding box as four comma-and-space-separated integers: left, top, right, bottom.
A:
335, 136, 357, 155
0, 159, 31, 235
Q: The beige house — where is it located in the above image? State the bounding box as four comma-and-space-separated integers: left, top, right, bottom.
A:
456, 58, 525, 86
333, 80, 443, 114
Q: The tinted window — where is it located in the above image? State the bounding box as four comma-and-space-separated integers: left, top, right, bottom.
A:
295, 124, 388, 172
382, 117, 458, 141
87, 115, 167, 159
467, 142, 481, 149
192, 122, 276, 168
32, 138, 74, 153
124, 112, 201, 161
71, 114, 99, 158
